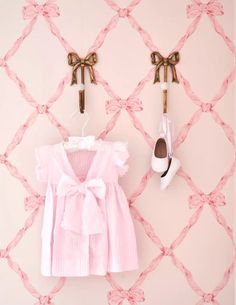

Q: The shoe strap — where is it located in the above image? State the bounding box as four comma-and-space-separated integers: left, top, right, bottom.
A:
159, 114, 173, 157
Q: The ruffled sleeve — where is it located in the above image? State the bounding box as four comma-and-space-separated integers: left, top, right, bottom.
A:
35, 145, 51, 183
112, 141, 129, 177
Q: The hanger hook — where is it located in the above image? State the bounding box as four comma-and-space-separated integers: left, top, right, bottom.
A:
70, 103, 90, 137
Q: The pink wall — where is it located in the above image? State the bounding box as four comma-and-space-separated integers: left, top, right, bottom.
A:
0, 0, 235, 304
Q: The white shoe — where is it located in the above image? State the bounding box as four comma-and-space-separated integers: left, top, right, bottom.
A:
160, 156, 181, 190
151, 137, 169, 173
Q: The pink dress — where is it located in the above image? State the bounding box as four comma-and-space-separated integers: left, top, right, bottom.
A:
35, 139, 138, 276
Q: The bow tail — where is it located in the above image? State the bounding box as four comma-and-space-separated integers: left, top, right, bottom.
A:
170, 64, 179, 83
82, 192, 104, 234
71, 66, 79, 85
128, 300, 137, 305
154, 66, 161, 83
160, 114, 173, 156
88, 66, 97, 84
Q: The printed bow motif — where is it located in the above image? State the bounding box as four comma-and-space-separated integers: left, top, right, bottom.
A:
189, 192, 226, 209
187, 0, 224, 18
108, 287, 145, 305
57, 175, 106, 234
35, 295, 52, 305
151, 51, 180, 83
106, 98, 143, 114
202, 293, 215, 303
68, 52, 97, 85
23, 0, 60, 19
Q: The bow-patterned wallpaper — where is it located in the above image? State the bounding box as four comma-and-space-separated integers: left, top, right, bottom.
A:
0, 0, 235, 305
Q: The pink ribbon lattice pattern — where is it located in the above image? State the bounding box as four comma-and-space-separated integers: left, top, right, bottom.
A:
0, 0, 235, 304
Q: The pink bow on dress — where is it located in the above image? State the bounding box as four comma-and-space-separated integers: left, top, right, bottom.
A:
57, 175, 106, 235
23, 0, 60, 19
189, 192, 226, 209
108, 287, 145, 305
187, 0, 224, 18
106, 98, 143, 114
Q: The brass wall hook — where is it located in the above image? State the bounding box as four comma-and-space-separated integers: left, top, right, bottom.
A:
68, 52, 97, 114
151, 51, 180, 113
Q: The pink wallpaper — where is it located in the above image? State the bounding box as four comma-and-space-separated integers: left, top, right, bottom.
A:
0, 0, 235, 305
